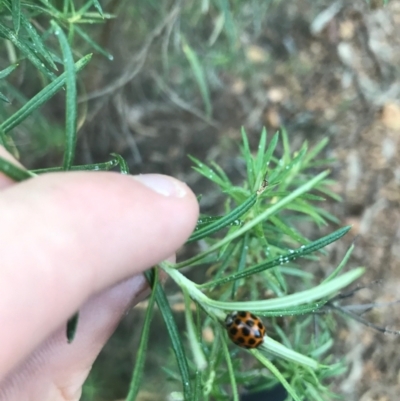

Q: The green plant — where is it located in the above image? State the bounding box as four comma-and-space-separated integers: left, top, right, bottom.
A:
0, 2, 366, 400
0, 0, 112, 161
0, 119, 362, 400
123, 129, 362, 401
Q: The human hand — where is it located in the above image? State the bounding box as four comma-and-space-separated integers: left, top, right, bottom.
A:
0, 147, 199, 401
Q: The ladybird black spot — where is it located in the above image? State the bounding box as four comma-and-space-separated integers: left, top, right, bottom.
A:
237, 337, 245, 344
257, 322, 263, 329
246, 319, 254, 327
238, 311, 247, 318
248, 338, 256, 345
241, 326, 251, 336
229, 327, 238, 336
234, 318, 242, 325
250, 313, 257, 320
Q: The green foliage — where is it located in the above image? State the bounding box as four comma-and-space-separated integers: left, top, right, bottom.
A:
0, 63, 18, 102
182, 37, 212, 118
0, 2, 364, 401
0, 0, 277, 156
126, 270, 159, 401
126, 130, 362, 401
0, 0, 110, 159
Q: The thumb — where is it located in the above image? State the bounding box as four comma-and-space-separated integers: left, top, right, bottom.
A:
0, 170, 199, 400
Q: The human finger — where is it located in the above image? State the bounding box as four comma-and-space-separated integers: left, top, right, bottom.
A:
0, 172, 199, 378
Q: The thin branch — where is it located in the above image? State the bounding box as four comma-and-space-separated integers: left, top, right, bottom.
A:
151, 71, 220, 129
329, 304, 400, 336
80, 3, 181, 102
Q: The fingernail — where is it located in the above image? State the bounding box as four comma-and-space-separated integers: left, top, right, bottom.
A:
133, 174, 187, 197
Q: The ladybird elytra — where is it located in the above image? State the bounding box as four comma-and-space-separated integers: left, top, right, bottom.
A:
225, 311, 266, 349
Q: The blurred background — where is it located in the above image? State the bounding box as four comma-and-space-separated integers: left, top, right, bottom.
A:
4, 0, 400, 400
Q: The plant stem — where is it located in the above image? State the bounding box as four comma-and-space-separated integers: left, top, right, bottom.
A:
160, 262, 226, 321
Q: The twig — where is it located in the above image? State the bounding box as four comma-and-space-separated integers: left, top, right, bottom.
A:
318, 280, 400, 335
79, 3, 181, 102
151, 71, 220, 129
329, 303, 400, 335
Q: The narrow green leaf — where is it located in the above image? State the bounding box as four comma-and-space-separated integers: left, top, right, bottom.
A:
269, 215, 309, 245
198, 226, 352, 288
281, 127, 291, 164
189, 156, 239, 193
187, 193, 257, 243
67, 16, 113, 24
206, 268, 364, 311
12, 0, 21, 34
92, 0, 104, 18
279, 266, 313, 279
322, 244, 355, 283
20, 14, 58, 71
305, 382, 326, 401
258, 336, 319, 369
194, 215, 242, 231
268, 145, 308, 187
285, 203, 327, 226
1, 54, 92, 134
0, 127, 5, 146
193, 370, 202, 401
126, 270, 158, 401
241, 127, 255, 188
209, 161, 232, 187
176, 170, 331, 268
66, 312, 79, 343
221, 330, 239, 401
25, 2, 58, 14
0, 22, 56, 80
251, 302, 327, 317
110, 153, 129, 174
65, 18, 74, 40
50, 21, 77, 170
313, 205, 341, 224
182, 38, 212, 117
146, 270, 193, 399
263, 131, 279, 167
88, 0, 110, 16
0, 127, 19, 158
254, 127, 267, 188
317, 183, 342, 202
74, 25, 113, 60
0, 91, 10, 103
231, 234, 249, 299
210, 242, 239, 284
32, 158, 118, 174
189, 155, 227, 189
303, 137, 329, 166
309, 338, 334, 358
0, 63, 19, 79
0, 156, 34, 181
202, 0, 210, 13
207, 15, 223, 46
183, 290, 207, 371
215, 0, 237, 47
250, 350, 302, 401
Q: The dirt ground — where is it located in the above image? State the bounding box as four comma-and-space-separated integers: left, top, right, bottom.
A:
74, 1, 400, 400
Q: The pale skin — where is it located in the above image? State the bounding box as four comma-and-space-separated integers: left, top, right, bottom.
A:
0, 147, 199, 401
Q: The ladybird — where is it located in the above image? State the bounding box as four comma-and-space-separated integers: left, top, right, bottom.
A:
225, 311, 265, 349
